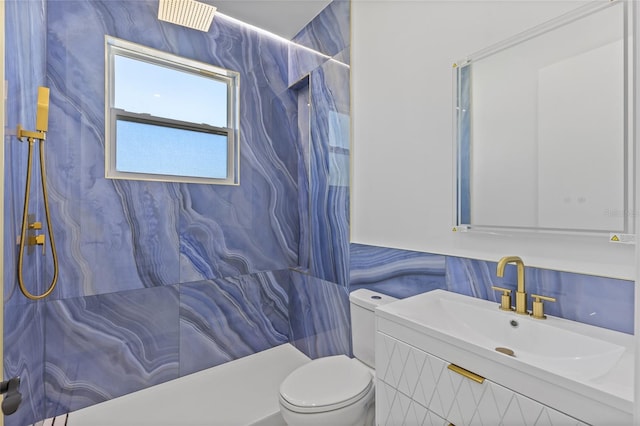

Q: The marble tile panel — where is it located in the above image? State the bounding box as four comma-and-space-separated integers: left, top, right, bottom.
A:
333, 47, 351, 67
288, 0, 350, 84
43, 286, 180, 418
210, 14, 290, 93
179, 272, 289, 376
178, 60, 302, 279
46, 1, 188, 297
5, 0, 48, 307
47, 171, 181, 298
288, 271, 351, 359
292, 0, 350, 59
4, 3, 48, 424
445, 256, 634, 334
294, 80, 312, 270
177, 150, 300, 282
288, 45, 330, 87
308, 61, 351, 286
4, 302, 46, 426
444, 256, 503, 301
5, 0, 46, 119
42, 0, 303, 295
350, 244, 447, 299
525, 268, 633, 334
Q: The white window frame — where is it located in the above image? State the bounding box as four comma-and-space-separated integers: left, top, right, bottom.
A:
105, 36, 240, 185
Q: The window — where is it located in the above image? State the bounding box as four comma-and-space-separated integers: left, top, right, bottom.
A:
105, 36, 240, 184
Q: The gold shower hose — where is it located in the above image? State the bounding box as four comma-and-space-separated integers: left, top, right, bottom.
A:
17, 135, 59, 300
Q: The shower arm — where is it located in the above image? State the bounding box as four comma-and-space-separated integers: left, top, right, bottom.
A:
16, 125, 46, 142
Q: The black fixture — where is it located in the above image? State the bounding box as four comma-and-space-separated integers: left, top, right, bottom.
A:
1, 377, 22, 415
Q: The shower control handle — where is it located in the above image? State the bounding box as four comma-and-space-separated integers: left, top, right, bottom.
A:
28, 234, 46, 255
36, 235, 45, 255
26, 215, 45, 255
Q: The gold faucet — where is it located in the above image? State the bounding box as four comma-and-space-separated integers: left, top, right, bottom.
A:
496, 256, 528, 315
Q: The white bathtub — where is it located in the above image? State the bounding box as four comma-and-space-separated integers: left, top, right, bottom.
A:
42, 344, 310, 426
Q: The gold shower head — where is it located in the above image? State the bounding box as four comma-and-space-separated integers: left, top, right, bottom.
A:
36, 86, 50, 133
16, 86, 50, 141
158, 0, 216, 32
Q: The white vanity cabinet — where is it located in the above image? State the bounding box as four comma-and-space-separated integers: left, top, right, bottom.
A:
375, 332, 587, 426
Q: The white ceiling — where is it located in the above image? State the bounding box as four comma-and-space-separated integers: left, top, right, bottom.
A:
210, 0, 332, 40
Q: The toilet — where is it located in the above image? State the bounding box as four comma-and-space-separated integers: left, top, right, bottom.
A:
279, 289, 398, 426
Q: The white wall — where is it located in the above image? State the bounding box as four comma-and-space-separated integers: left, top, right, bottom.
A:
351, 0, 635, 279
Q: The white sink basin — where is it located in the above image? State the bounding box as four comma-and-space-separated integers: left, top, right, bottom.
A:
377, 289, 628, 381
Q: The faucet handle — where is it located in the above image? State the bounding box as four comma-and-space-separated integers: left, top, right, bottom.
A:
530, 294, 556, 320
491, 286, 513, 311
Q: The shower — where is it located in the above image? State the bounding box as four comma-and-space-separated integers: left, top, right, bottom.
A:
15, 86, 59, 300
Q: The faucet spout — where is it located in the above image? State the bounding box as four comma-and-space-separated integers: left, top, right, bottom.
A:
496, 256, 528, 315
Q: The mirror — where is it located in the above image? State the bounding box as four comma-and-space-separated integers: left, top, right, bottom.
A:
456, 1, 632, 234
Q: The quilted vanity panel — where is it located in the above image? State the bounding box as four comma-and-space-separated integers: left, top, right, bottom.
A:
375, 332, 587, 426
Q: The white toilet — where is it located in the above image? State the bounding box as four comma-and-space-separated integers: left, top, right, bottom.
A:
279, 289, 398, 426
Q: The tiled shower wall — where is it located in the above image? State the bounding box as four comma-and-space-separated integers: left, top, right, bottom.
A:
4, 1, 351, 424
5, 1, 48, 424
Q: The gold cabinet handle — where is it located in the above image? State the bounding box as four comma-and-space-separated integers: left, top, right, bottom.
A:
531, 294, 556, 320
491, 286, 513, 311
447, 364, 485, 384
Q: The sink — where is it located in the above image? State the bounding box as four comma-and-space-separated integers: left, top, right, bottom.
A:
376, 289, 628, 381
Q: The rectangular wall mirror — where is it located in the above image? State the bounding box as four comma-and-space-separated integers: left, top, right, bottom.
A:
455, 0, 633, 234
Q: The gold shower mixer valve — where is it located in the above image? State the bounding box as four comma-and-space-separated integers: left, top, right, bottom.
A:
28, 234, 46, 255
23, 216, 45, 255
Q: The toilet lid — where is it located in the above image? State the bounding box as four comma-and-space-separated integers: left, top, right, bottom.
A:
279, 355, 373, 413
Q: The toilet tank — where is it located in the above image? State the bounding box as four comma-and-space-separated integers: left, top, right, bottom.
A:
349, 289, 398, 368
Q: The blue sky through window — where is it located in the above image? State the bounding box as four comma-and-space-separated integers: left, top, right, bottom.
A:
114, 55, 228, 128
116, 120, 228, 179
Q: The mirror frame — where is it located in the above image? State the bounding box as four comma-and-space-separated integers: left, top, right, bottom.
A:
453, 0, 635, 238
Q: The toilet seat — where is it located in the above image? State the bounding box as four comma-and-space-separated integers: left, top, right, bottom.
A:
279, 355, 374, 414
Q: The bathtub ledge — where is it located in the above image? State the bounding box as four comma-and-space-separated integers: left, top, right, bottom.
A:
64, 343, 311, 426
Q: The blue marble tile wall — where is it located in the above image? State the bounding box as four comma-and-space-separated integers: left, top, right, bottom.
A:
4, 0, 48, 424
288, 270, 351, 359
350, 244, 634, 335
286, 3, 353, 359
291, 0, 351, 286
307, 60, 351, 286
445, 256, 634, 334
293, 79, 311, 270
349, 243, 447, 299
4, 1, 351, 424
178, 271, 290, 377
289, 0, 350, 85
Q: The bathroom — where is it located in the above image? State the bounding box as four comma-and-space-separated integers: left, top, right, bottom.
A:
2, 0, 639, 425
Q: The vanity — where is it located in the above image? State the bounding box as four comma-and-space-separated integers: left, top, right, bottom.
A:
374, 290, 633, 426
